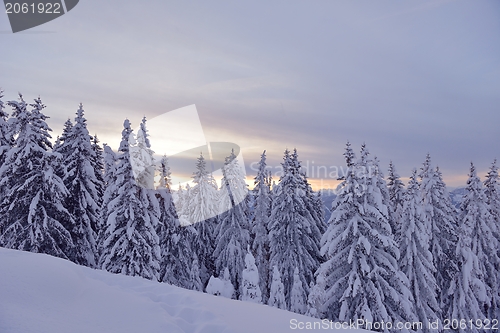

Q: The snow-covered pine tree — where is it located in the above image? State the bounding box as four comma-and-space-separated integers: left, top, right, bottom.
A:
268, 149, 320, 309
251, 150, 271, 303
484, 159, 500, 238
0, 90, 13, 169
0, 95, 75, 259
483, 160, 500, 317
399, 169, 440, 331
189, 153, 219, 287
268, 265, 286, 310
240, 247, 262, 303
344, 141, 355, 168
52, 118, 73, 155
213, 151, 250, 298
446, 165, 492, 331
61, 104, 100, 267
129, 116, 155, 190
315, 143, 415, 330
291, 149, 324, 266
420, 164, 460, 314
99, 119, 161, 281
180, 183, 192, 222
455, 163, 499, 318
218, 149, 248, 217
91, 135, 105, 202
290, 267, 307, 315
419, 154, 436, 242
387, 161, 405, 241
157, 155, 200, 290
97, 143, 117, 252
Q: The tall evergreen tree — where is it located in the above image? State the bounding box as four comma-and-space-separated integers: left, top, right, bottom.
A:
251, 150, 271, 303
62, 104, 100, 267
447, 165, 491, 331
455, 163, 499, 318
0, 95, 74, 259
268, 149, 320, 309
213, 152, 249, 297
399, 169, 440, 332
91, 135, 105, 201
483, 160, 500, 318
0, 90, 13, 169
99, 120, 161, 280
387, 161, 405, 240
157, 155, 200, 290
189, 153, 219, 286
316, 144, 415, 330
484, 159, 500, 251
291, 149, 324, 266
52, 118, 73, 155
422, 165, 460, 315
218, 149, 248, 216
97, 143, 117, 252
129, 116, 155, 190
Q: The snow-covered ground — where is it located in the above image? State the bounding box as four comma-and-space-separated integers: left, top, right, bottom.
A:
0, 248, 369, 333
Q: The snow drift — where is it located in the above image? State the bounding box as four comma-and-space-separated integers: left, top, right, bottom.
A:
0, 248, 369, 333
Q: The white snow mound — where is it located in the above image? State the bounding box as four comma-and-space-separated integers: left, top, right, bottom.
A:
0, 248, 370, 333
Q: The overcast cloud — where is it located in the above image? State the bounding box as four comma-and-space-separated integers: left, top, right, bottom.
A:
1, 0, 499, 188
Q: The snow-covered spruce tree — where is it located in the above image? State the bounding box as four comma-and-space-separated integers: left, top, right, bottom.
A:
387, 161, 405, 241
399, 169, 440, 332
0, 90, 13, 169
251, 150, 271, 303
189, 153, 219, 287
419, 154, 436, 243
446, 165, 492, 331
157, 155, 200, 290
97, 143, 117, 252
213, 151, 250, 298
291, 149, 325, 265
52, 118, 73, 155
268, 149, 320, 309
484, 160, 500, 252
241, 248, 262, 303
316, 143, 415, 330
61, 104, 100, 267
268, 265, 287, 310
483, 160, 500, 317
218, 149, 248, 216
129, 116, 155, 190
99, 119, 161, 280
455, 163, 499, 318
420, 164, 460, 314
91, 135, 105, 202
0, 95, 75, 259
290, 267, 307, 315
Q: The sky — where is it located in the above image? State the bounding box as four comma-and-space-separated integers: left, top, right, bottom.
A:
1, 0, 499, 190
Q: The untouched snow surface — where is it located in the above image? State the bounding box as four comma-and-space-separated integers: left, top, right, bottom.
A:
0, 248, 369, 333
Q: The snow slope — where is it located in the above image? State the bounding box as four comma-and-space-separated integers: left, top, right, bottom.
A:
0, 248, 369, 333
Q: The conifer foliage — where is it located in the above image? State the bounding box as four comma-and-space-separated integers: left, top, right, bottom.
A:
1, 91, 500, 324
99, 119, 161, 280
399, 169, 440, 331
61, 104, 100, 267
316, 143, 415, 329
0, 95, 74, 259
268, 149, 320, 309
